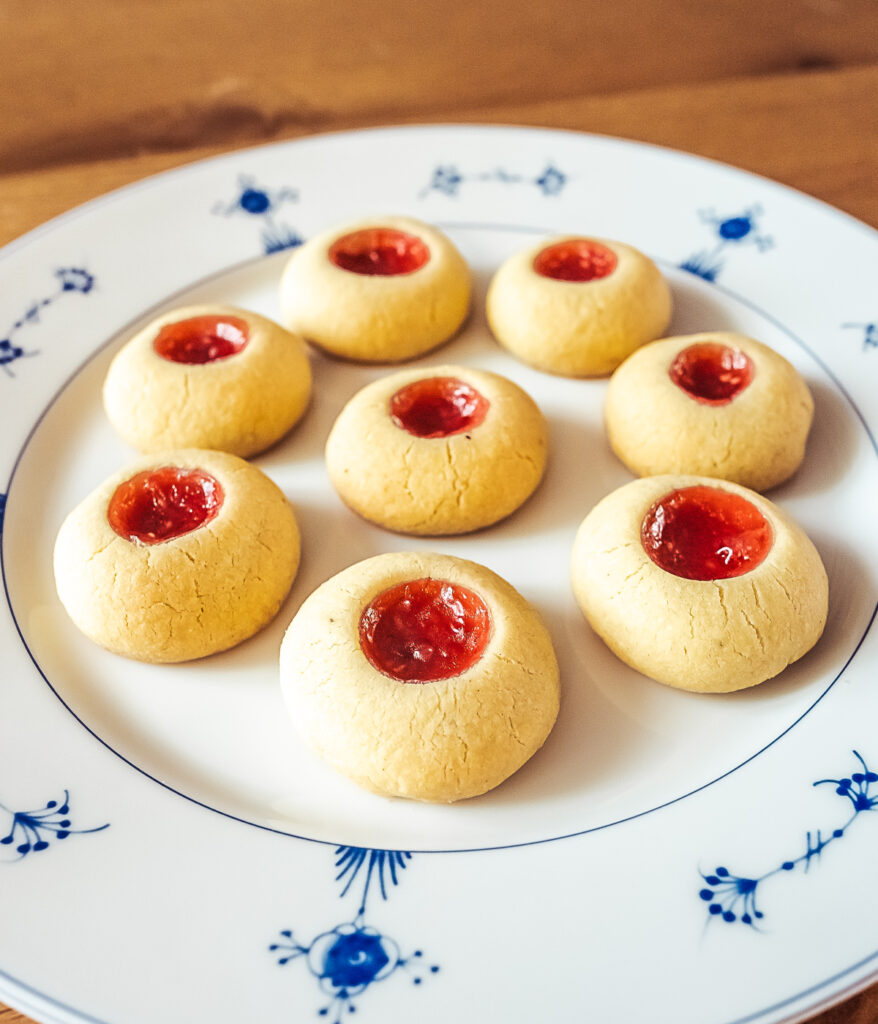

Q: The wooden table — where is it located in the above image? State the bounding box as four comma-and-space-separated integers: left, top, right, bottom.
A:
1, 2, 876, 1021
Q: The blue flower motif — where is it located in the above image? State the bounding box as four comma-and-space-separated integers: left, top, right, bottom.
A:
680, 205, 772, 281
0, 339, 26, 376
842, 322, 878, 352
1, 268, 96, 376
56, 267, 95, 294
420, 161, 567, 199
270, 846, 436, 1022
213, 175, 302, 255
699, 751, 877, 929
535, 164, 566, 196
0, 789, 109, 860
313, 925, 395, 989
421, 165, 464, 197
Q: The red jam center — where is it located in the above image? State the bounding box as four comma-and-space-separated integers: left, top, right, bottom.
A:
669, 342, 755, 405
359, 578, 492, 683
153, 315, 249, 365
329, 228, 429, 276
107, 467, 224, 545
389, 376, 490, 438
533, 239, 618, 281
641, 485, 772, 581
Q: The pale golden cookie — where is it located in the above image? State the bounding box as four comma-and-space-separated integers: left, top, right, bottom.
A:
54, 449, 300, 663
103, 304, 312, 457
279, 551, 560, 802
278, 215, 471, 362
571, 475, 827, 693
605, 332, 814, 491
325, 365, 548, 535
486, 235, 672, 376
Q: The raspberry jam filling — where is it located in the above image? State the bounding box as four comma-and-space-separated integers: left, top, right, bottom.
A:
533, 239, 618, 281
108, 467, 224, 545
641, 485, 772, 581
359, 578, 491, 682
329, 228, 429, 276
389, 376, 490, 438
669, 342, 755, 405
153, 315, 249, 365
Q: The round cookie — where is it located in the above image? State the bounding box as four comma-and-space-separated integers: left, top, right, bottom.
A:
605, 332, 814, 491
54, 449, 300, 663
571, 474, 828, 693
279, 551, 560, 802
325, 364, 548, 535
278, 215, 471, 362
103, 304, 312, 457
486, 235, 672, 376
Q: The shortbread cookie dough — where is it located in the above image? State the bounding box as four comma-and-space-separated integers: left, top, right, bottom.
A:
486, 236, 672, 376
278, 215, 471, 362
54, 449, 300, 662
280, 551, 560, 802
103, 304, 312, 457
571, 475, 827, 693
605, 332, 814, 491
325, 365, 548, 534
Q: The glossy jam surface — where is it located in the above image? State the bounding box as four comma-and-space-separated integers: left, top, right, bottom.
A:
153, 315, 249, 365
641, 485, 772, 581
533, 239, 618, 282
329, 228, 429, 276
669, 342, 754, 405
108, 467, 224, 545
359, 578, 491, 682
389, 377, 490, 438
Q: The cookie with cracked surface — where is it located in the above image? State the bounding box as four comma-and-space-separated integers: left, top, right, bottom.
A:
279, 551, 560, 802
54, 449, 300, 663
605, 332, 814, 491
486, 235, 672, 377
571, 475, 827, 693
325, 365, 548, 535
103, 304, 312, 457
278, 215, 471, 362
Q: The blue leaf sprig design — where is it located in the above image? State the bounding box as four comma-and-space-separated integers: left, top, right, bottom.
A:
419, 162, 566, 199
843, 322, 878, 352
1, 788, 109, 860
699, 750, 877, 928
1, 268, 95, 376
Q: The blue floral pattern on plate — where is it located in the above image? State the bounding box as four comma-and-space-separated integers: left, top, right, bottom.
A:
680, 205, 772, 281
843, 322, 878, 351
0, 789, 109, 860
213, 175, 303, 254
699, 751, 877, 927
419, 162, 566, 198
270, 846, 437, 1023
1, 268, 95, 376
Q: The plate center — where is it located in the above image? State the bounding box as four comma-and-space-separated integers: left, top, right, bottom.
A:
5, 227, 877, 851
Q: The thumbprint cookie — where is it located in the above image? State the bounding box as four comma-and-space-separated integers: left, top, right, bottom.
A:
278, 215, 471, 362
605, 332, 813, 490
103, 304, 312, 457
279, 551, 560, 802
571, 475, 827, 693
54, 449, 300, 662
325, 365, 548, 534
486, 235, 672, 376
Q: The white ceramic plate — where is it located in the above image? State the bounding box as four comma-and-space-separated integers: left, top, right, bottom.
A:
2, 125, 877, 1024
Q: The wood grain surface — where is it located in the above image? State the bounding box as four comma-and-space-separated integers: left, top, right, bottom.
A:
1, 1, 876, 1022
